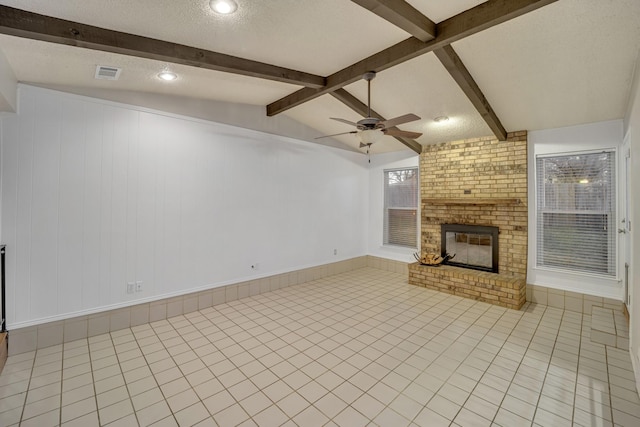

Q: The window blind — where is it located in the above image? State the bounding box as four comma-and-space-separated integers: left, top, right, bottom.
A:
384, 168, 418, 248
536, 151, 616, 276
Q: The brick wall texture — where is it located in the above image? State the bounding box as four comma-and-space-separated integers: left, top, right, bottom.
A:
420, 132, 528, 277
410, 132, 528, 309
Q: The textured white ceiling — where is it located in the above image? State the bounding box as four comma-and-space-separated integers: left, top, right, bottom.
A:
0, 0, 639, 153
0, 0, 408, 75
406, 0, 486, 23
0, 35, 297, 105
452, 0, 640, 132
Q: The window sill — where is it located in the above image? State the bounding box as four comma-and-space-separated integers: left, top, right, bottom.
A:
381, 244, 417, 252
528, 266, 622, 299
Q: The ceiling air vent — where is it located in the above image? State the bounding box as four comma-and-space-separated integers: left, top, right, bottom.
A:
95, 65, 122, 80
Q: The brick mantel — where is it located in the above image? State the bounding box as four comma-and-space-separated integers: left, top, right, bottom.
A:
423, 198, 521, 205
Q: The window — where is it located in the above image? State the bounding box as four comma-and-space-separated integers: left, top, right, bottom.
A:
536, 151, 616, 276
384, 168, 418, 248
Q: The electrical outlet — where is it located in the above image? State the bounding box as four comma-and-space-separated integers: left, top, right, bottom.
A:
334, 249, 337, 255
135, 281, 143, 292
127, 282, 135, 294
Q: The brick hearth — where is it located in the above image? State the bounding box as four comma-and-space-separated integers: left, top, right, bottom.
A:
408, 264, 526, 309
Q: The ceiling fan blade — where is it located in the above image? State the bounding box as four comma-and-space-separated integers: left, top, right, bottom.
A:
383, 129, 423, 139
330, 117, 358, 127
379, 113, 421, 128
314, 131, 357, 140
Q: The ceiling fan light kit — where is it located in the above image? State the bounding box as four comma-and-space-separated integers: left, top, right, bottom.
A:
316, 71, 423, 148
359, 129, 384, 145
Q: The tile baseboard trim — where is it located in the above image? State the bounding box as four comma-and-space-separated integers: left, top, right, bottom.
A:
7, 256, 370, 356
366, 255, 410, 275
527, 283, 624, 314
0, 333, 7, 375
369, 255, 623, 317
9, 256, 618, 357
367, 256, 623, 316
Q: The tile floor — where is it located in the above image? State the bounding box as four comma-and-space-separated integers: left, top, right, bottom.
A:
590, 307, 629, 350
1, 267, 640, 427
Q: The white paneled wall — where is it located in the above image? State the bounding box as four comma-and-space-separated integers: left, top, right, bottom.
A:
0, 85, 369, 328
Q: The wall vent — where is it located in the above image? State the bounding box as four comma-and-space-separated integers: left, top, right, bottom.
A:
95, 65, 122, 80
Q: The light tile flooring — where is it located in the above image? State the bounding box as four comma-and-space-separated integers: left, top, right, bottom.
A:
591, 307, 629, 350
1, 267, 640, 427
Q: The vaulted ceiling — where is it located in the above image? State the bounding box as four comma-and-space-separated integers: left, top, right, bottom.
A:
0, 0, 639, 153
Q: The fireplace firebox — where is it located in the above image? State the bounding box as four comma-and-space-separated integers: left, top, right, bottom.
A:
441, 224, 499, 273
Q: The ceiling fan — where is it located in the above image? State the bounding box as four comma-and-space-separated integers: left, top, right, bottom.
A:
316, 71, 423, 148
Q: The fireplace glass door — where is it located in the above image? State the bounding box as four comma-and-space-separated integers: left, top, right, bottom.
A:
441, 224, 499, 273
446, 232, 492, 269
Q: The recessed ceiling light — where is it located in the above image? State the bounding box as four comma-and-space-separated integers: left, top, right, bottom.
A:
158, 71, 177, 81
210, 0, 238, 14
434, 116, 450, 123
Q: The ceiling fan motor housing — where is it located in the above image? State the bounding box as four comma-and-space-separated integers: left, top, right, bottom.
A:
363, 71, 376, 81
317, 69, 422, 143
356, 117, 381, 130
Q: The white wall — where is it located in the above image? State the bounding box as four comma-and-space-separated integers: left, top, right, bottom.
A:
624, 51, 640, 387
368, 150, 420, 262
527, 120, 624, 299
38, 86, 356, 153
0, 85, 369, 328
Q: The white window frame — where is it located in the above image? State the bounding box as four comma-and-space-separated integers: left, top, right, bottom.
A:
383, 167, 419, 249
527, 122, 624, 299
535, 149, 617, 278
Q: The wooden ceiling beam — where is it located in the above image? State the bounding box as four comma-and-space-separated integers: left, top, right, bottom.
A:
350, 0, 436, 42
434, 45, 507, 141
353, 1, 508, 141
0, 5, 326, 88
267, 0, 558, 116
330, 88, 422, 154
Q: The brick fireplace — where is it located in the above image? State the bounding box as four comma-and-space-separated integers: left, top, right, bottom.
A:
408, 132, 528, 309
